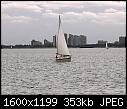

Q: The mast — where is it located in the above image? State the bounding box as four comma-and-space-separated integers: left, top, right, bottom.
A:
57, 15, 61, 54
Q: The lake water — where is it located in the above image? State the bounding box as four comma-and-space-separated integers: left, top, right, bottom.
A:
1, 48, 126, 95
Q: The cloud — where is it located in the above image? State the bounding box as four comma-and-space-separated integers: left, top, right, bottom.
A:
92, 11, 126, 25
42, 1, 126, 9
62, 9, 126, 25
86, 1, 126, 8
1, 1, 126, 25
105, 8, 118, 13
2, 1, 125, 13
1, 1, 42, 13
41, 1, 84, 10
2, 14, 33, 23
1, 1, 126, 45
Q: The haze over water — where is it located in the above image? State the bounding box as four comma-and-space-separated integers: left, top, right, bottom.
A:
1, 48, 126, 95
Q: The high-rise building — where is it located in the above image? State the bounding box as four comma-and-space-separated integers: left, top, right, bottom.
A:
98, 40, 106, 44
53, 35, 56, 47
68, 34, 74, 46
79, 35, 87, 46
73, 35, 79, 47
64, 33, 68, 44
31, 40, 42, 46
119, 36, 125, 44
44, 39, 53, 47
68, 34, 87, 47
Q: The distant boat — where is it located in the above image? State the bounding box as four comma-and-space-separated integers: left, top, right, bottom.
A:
56, 15, 71, 62
106, 41, 108, 49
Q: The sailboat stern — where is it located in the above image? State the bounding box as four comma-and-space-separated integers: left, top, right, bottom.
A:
56, 55, 71, 62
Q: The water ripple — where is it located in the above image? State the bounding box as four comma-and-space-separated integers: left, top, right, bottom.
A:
1, 48, 126, 95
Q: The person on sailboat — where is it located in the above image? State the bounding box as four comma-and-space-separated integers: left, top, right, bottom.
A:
56, 53, 58, 58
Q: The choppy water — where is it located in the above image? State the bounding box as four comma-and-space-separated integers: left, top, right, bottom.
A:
1, 48, 126, 95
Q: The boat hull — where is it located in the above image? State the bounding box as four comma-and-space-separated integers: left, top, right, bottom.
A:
56, 58, 71, 62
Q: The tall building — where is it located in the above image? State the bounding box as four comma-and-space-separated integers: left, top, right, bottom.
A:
31, 40, 42, 46
98, 40, 106, 44
119, 36, 125, 44
73, 35, 79, 47
53, 35, 56, 47
44, 39, 53, 47
64, 33, 68, 44
79, 35, 87, 46
68, 34, 87, 47
68, 34, 74, 46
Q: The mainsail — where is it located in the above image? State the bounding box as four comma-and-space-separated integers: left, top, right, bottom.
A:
57, 15, 70, 55
106, 42, 108, 49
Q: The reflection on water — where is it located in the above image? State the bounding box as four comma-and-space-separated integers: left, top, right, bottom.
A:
1, 48, 126, 95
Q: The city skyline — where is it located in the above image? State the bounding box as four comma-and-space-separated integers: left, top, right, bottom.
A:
1, 32, 125, 46
1, 1, 126, 45
2, 35, 125, 48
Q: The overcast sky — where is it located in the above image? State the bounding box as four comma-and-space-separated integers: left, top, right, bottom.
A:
1, 1, 126, 45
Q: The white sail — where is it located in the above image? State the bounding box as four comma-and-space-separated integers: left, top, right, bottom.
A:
106, 42, 108, 49
57, 15, 70, 55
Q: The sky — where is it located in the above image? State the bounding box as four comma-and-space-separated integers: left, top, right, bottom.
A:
1, 1, 126, 45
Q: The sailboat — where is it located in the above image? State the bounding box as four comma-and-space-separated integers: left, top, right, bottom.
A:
56, 15, 71, 62
106, 41, 108, 49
